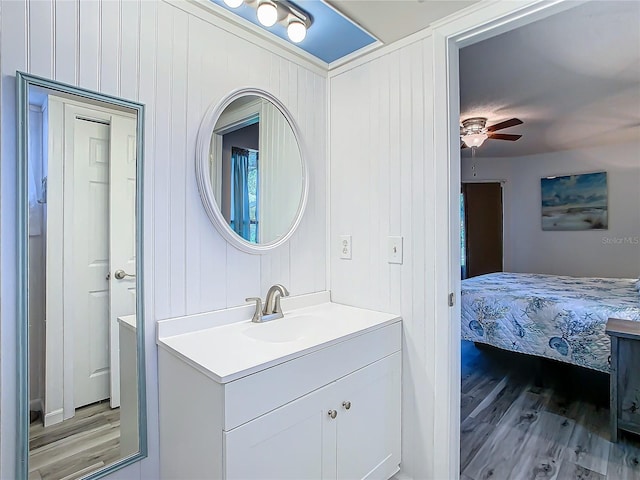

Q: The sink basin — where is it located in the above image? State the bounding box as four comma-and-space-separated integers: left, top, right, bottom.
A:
157, 297, 402, 383
242, 314, 322, 343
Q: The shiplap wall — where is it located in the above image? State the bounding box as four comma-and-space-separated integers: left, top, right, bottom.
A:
0, 1, 327, 477
330, 38, 438, 480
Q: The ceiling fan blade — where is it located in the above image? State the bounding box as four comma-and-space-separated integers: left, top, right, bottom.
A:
488, 133, 522, 141
461, 143, 469, 149
486, 118, 523, 132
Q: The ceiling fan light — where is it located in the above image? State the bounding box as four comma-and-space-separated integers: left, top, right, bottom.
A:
257, 0, 278, 27
223, 0, 244, 8
287, 19, 307, 43
463, 133, 488, 148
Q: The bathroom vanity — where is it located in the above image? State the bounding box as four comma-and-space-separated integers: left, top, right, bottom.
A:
157, 292, 402, 479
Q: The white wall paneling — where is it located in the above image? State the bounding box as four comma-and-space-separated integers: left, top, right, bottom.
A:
462, 142, 640, 278
329, 2, 577, 479
330, 38, 435, 480
1, 1, 327, 478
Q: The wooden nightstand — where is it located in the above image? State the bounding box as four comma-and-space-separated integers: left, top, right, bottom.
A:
606, 317, 640, 442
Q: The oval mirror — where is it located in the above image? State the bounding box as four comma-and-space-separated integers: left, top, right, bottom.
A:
196, 88, 308, 253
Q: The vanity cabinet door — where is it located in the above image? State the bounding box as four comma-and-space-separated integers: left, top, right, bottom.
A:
224, 383, 337, 480
335, 352, 402, 480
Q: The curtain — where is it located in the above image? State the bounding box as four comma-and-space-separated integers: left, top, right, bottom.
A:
231, 147, 251, 240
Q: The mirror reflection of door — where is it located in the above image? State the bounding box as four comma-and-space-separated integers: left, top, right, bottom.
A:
67, 111, 112, 408
28, 88, 139, 478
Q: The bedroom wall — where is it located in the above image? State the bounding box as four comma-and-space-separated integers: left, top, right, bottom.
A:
0, 1, 327, 477
461, 141, 640, 278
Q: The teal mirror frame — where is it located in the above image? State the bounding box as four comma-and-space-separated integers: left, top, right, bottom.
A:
15, 71, 148, 479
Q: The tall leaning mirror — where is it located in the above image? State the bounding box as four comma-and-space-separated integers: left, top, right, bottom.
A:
17, 72, 147, 480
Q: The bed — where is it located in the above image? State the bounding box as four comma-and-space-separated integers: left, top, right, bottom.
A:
461, 272, 640, 372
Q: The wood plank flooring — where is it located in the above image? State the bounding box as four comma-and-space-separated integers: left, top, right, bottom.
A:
461, 341, 640, 480
29, 401, 121, 480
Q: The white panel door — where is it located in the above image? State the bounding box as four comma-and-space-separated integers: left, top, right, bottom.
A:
70, 115, 111, 409
108, 115, 138, 408
224, 382, 336, 480
335, 352, 402, 480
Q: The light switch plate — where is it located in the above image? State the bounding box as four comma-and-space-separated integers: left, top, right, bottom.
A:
340, 235, 352, 260
388, 236, 403, 264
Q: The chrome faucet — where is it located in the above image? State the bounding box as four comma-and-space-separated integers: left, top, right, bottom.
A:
246, 284, 290, 323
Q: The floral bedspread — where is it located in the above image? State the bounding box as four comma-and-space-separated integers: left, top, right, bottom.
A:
461, 272, 640, 372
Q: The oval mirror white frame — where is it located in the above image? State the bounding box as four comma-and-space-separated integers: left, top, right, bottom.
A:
195, 88, 309, 254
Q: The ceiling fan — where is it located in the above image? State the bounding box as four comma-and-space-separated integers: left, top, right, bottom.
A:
460, 117, 523, 149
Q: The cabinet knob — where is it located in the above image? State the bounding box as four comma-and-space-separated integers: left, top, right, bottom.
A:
342, 401, 351, 410
328, 410, 338, 419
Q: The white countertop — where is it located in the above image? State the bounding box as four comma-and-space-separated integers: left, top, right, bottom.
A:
118, 314, 137, 333
157, 299, 401, 384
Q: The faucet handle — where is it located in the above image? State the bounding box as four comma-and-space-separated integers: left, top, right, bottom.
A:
246, 297, 263, 323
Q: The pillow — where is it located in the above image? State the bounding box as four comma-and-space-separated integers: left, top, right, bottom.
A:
636, 279, 640, 292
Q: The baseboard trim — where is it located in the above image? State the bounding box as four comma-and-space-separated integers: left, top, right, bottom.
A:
391, 472, 412, 480
44, 408, 63, 427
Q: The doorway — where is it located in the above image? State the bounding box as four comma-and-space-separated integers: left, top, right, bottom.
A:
430, 2, 588, 478
461, 182, 503, 279
36, 95, 137, 427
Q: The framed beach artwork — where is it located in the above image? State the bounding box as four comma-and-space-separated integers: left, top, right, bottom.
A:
541, 172, 608, 231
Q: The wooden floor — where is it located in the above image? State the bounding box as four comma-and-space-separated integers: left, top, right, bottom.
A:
29, 401, 121, 480
461, 341, 640, 480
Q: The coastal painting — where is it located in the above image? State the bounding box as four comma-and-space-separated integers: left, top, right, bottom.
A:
541, 172, 608, 231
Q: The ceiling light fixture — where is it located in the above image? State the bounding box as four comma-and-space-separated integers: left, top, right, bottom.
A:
459, 116, 523, 150
287, 19, 307, 43
462, 133, 488, 148
257, 0, 278, 27
221, 0, 312, 44
223, 0, 244, 8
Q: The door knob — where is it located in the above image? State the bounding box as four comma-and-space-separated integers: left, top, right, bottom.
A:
328, 410, 337, 419
114, 269, 136, 280
342, 401, 351, 410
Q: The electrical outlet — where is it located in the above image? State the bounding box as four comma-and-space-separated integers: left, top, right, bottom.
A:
388, 236, 403, 264
340, 235, 352, 260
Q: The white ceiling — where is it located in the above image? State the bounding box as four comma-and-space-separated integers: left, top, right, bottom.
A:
459, 0, 640, 158
323, 1, 638, 158
326, 0, 478, 44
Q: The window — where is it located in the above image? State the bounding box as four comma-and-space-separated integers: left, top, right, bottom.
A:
230, 148, 259, 243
